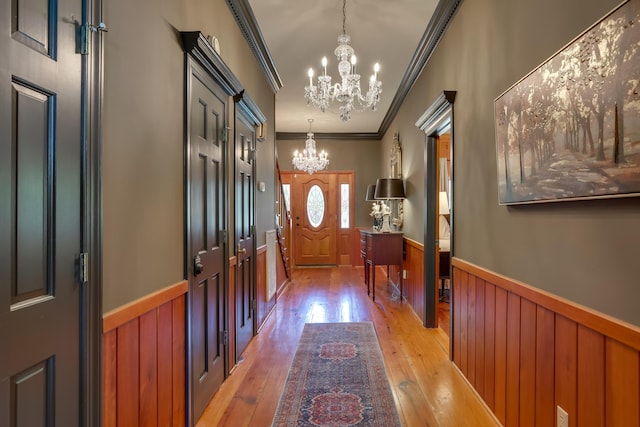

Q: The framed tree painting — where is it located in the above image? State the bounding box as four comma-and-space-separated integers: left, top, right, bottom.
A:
495, 0, 640, 204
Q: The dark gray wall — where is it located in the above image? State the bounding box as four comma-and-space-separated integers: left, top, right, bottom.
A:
102, 0, 275, 312
388, 0, 640, 325
276, 138, 381, 228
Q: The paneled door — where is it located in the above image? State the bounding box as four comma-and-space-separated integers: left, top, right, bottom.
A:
292, 173, 337, 265
187, 61, 228, 422
0, 0, 85, 424
234, 110, 256, 361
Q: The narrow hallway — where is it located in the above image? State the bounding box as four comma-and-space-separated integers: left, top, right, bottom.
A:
196, 266, 498, 426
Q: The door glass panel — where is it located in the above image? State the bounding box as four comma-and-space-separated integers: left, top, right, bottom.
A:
340, 183, 349, 229
306, 185, 324, 228
282, 184, 290, 211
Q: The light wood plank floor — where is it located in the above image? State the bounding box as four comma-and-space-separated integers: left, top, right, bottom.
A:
196, 266, 499, 426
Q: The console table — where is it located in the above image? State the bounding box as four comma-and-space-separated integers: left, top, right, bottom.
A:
360, 229, 403, 301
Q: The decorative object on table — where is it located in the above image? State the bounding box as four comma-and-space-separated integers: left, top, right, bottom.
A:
494, 0, 640, 205
292, 119, 329, 175
303, 0, 382, 122
366, 184, 383, 231
271, 322, 401, 427
374, 178, 405, 233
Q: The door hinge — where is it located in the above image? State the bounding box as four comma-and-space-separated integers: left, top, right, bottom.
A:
252, 299, 257, 310
79, 22, 107, 55
250, 225, 256, 236
78, 252, 89, 284
222, 126, 231, 143
222, 330, 228, 346
220, 229, 227, 244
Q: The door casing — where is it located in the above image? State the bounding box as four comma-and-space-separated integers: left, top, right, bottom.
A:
233, 107, 256, 361
417, 91, 456, 342
184, 56, 230, 424
0, 0, 102, 423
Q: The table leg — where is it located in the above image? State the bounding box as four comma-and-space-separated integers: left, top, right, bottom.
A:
366, 262, 371, 296
372, 263, 376, 301
399, 266, 403, 302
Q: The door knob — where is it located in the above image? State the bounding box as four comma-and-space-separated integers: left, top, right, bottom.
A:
194, 255, 204, 275
237, 244, 247, 255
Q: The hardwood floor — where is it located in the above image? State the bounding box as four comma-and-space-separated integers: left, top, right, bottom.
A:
196, 266, 499, 426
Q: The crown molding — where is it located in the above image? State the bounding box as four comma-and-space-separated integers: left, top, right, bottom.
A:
226, 0, 283, 93
378, 0, 463, 136
276, 132, 381, 141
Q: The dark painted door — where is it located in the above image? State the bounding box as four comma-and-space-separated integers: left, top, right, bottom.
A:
187, 63, 227, 422
0, 0, 84, 424
234, 110, 256, 361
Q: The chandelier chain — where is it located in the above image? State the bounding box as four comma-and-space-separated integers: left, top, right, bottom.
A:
342, 0, 346, 35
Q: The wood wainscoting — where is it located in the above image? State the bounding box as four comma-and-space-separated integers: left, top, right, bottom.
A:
401, 237, 425, 321
255, 244, 276, 332
102, 280, 188, 426
452, 258, 640, 427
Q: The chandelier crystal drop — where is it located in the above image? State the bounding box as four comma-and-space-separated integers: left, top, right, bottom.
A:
292, 119, 329, 175
304, 0, 382, 122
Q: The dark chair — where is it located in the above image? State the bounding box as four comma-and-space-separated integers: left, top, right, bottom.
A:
439, 251, 450, 303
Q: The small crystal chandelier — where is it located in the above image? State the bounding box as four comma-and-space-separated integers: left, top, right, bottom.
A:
292, 119, 329, 175
304, 0, 382, 122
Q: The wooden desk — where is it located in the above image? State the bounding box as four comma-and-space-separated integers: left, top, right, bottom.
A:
360, 229, 403, 301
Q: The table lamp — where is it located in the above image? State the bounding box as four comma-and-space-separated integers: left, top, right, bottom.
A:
365, 184, 383, 231
374, 178, 406, 232
439, 191, 450, 215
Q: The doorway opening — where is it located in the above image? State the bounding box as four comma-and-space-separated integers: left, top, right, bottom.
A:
416, 91, 456, 356
280, 171, 355, 267
436, 132, 452, 336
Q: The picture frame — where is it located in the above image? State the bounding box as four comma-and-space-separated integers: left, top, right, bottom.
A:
494, 0, 640, 205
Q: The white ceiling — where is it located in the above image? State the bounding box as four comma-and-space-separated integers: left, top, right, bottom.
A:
247, 0, 440, 135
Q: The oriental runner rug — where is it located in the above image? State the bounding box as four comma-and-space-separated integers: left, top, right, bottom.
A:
271, 322, 401, 426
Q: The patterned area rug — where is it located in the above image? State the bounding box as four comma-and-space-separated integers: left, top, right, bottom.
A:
271, 322, 401, 426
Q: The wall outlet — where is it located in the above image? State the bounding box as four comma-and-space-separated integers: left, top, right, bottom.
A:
402, 269, 407, 279
557, 405, 569, 427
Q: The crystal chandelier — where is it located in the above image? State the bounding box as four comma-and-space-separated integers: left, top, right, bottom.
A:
304, 0, 382, 122
292, 119, 329, 175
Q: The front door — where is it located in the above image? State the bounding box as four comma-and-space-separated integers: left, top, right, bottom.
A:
292, 173, 337, 266
187, 62, 227, 422
234, 110, 255, 360
0, 0, 85, 424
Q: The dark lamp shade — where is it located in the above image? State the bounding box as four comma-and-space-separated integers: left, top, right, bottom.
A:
374, 178, 405, 199
365, 184, 377, 201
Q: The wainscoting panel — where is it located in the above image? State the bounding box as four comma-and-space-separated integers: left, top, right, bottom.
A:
452, 258, 640, 427
256, 244, 275, 332
402, 238, 424, 320
102, 280, 187, 427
